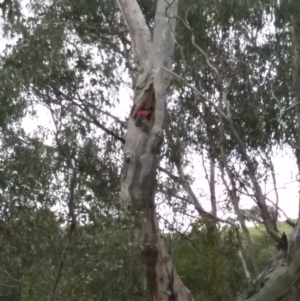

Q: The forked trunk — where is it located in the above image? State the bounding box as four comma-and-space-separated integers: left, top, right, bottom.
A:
117, 0, 194, 300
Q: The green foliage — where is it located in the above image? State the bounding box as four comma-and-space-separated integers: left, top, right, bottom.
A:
0, 0, 299, 300
172, 221, 247, 301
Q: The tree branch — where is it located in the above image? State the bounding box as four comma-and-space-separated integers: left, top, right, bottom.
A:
161, 66, 281, 245
116, 0, 151, 63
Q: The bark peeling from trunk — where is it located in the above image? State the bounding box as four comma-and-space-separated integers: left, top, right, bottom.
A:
117, 0, 194, 300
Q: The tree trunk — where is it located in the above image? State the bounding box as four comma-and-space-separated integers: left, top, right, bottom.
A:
117, 0, 194, 300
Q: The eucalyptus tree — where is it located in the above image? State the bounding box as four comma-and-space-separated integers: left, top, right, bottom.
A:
117, 0, 300, 301
2, 0, 300, 301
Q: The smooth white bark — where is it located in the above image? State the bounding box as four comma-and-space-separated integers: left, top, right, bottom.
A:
117, 1, 194, 300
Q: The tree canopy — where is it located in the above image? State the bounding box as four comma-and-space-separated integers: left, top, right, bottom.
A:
0, 0, 300, 300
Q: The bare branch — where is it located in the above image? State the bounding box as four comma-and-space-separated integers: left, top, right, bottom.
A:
238, 249, 252, 283
264, 154, 279, 226
218, 133, 259, 276
164, 113, 235, 226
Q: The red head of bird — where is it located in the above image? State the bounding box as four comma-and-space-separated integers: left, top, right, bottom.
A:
137, 110, 146, 117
